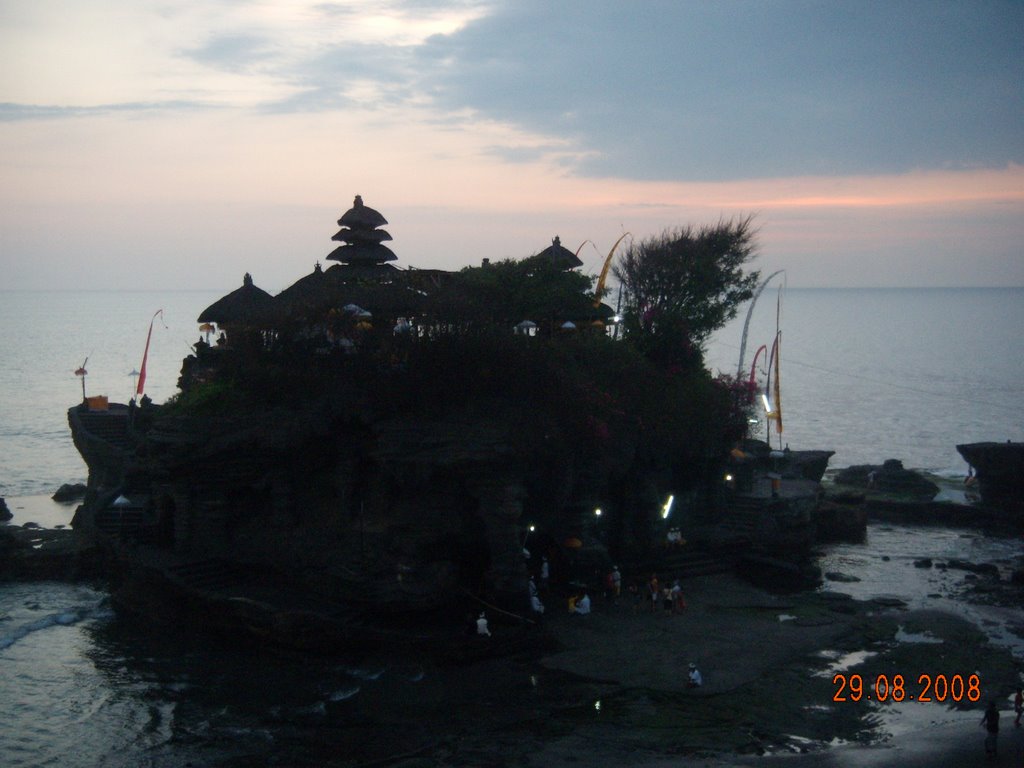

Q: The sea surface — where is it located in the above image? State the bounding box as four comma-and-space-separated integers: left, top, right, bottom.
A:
2, 287, 1021, 503
1, 287, 1022, 766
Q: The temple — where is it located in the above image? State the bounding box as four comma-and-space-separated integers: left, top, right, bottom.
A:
185, 196, 615, 386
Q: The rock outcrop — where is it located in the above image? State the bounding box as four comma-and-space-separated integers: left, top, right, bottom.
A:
834, 459, 939, 500
957, 441, 1024, 511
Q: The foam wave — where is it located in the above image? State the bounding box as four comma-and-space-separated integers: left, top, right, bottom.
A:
348, 667, 385, 680
0, 604, 102, 651
328, 686, 360, 702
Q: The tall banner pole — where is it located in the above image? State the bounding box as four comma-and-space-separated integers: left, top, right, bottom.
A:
136, 309, 164, 398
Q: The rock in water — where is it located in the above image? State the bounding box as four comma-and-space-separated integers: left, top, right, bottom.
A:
52, 483, 87, 503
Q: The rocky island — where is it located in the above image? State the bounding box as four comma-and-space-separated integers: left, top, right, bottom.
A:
65, 199, 838, 657
45, 201, 1024, 766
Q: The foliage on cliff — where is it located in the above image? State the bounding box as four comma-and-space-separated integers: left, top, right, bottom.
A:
435, 255, 600, 329
614, 216, 760, 369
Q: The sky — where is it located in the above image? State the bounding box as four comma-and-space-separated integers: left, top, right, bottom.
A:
1, 0, 1022, 292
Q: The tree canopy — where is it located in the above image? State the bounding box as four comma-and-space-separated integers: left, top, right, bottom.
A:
443, 255, 598, 331
613, 216, 760, 368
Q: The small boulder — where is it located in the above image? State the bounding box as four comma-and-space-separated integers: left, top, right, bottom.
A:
0, 497, 11, 521
825, 571, 861, 583
947, 559, 1000, 578
52, 483, 87, 503
834, 461, 939, 500
914, 558, 933, 569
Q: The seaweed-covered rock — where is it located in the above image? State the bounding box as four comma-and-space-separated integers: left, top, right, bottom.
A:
834, 460, 939, 500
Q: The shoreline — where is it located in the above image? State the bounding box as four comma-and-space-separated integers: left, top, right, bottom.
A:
2, 495, 1022, 766
0, 493, 79, 529
514, 571, 1023, 767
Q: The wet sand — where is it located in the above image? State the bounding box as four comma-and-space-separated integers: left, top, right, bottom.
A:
505, 571, 1023, 768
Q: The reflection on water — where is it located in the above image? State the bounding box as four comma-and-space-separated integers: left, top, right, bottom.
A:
817, 523, 1024, 655
815, 649, 879, 676
0, 581, 441, 767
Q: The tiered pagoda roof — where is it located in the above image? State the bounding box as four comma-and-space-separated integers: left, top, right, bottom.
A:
327, 195, 397, 265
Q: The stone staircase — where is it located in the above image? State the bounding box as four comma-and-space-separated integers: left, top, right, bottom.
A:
643, 547, 734, 581
715, 495, 765, 543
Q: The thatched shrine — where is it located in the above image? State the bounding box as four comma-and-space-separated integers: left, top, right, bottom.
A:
197, 272, 276, 327
536, 235, 584, 270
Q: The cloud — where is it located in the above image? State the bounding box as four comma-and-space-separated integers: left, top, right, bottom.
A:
11, 1, 1018, 184
0, 100, 215, 121
412, 0, 1024, 181
181, 33, 277, 73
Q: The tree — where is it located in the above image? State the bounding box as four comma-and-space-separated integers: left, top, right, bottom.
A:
613, 216, 760, 368
445, 256, 596, 331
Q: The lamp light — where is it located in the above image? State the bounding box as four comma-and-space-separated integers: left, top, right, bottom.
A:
661, 494, 674, 519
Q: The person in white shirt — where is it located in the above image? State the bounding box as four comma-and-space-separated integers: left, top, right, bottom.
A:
476, 612, 491, 637
688, 662, 702, 688
574, 592, 591, 615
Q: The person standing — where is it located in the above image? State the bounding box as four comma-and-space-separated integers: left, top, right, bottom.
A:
476, 612, 491, 637
687, 663, 702, 688
670, 580, 686, 614
980, 700, 999, 757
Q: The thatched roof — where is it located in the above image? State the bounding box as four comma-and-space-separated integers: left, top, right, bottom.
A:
197, 273, 276, 325
337, 195, 388, 228
536, 236, 583, 270
327, 196, 396, 264
331, 227, 393, 244
274, 263, 428, 320
327, 242, 398, 264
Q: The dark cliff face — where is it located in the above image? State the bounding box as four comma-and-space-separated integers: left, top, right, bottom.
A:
956, 442, 1024, 510
71, 334, 738, 615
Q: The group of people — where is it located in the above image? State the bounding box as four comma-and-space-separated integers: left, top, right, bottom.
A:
627, 573, 688, 614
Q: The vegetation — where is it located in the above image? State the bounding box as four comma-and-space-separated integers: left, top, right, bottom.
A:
441, 255, 600, 330
613, 216, 760, 369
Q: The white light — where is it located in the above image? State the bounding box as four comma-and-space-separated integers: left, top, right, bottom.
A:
594, 507, 602, 517
761, 393, 774, 414
724, 474, 733, 482
529, 524, 536, 532
661, 494, 674, 519
594, 699, 602, 712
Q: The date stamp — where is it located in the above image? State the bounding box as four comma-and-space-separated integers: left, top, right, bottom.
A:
832, 673, 981, 703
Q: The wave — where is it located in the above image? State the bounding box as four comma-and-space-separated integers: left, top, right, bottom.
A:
328, 686, 361, 702
0, 603, 108, 651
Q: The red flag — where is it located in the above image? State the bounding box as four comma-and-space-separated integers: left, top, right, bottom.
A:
136, 310, 164, 397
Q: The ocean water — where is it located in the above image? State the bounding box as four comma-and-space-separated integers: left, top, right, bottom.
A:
704, 286, 1024, 475
0, 290, 223, 499
1, 287, 1020, 502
